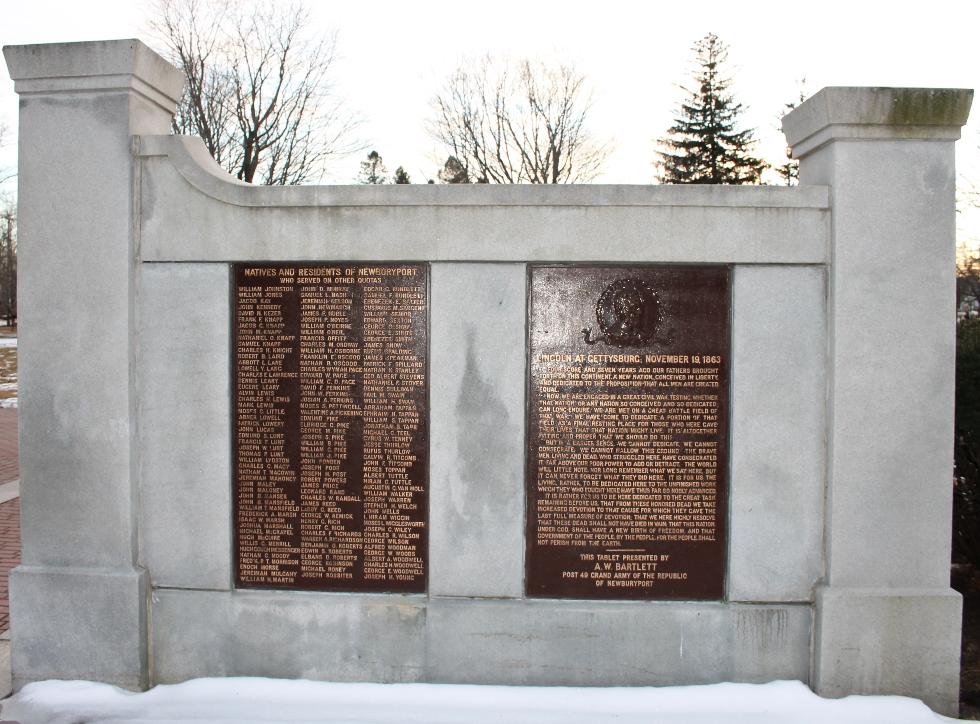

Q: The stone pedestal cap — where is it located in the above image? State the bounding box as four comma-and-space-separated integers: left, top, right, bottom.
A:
4, 39, 184, 115
783, 86, 973, 158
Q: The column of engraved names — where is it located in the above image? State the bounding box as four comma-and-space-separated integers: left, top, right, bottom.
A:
536, 354, 721, 549
298, 277, 361, 583
236, 279, 299, 585
361, 274, 425, 583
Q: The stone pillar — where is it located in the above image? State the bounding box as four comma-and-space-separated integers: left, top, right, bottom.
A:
783, 87, 973, 716
2, 40, 183, 689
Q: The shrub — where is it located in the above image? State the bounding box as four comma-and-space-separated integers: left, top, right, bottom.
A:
954, 319, 980, 565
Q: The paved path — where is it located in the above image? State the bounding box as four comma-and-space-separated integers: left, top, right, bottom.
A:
0, 497, 18, 632
0, 410, 17, 487
0, 409, 19, 633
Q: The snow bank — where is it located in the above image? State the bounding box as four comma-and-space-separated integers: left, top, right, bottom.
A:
1, 678, 959, 724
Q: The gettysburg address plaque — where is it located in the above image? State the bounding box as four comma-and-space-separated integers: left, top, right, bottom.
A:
527, 265, 730, 599
233, 262, 428, 592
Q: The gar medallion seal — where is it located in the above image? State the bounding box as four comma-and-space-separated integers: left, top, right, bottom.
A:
582, 278, 661, 347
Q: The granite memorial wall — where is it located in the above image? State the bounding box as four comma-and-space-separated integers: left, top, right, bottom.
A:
3, 39, 972, 716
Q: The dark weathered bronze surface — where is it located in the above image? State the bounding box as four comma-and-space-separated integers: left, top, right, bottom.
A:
233, 263, 428, 592
527, 265, 731, 600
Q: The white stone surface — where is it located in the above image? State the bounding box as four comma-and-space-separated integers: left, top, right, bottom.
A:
139, 264, 231, 590
138, 137, 829, 264
783, 87, 973, 157
728, 266, 826, 602
151, 589, 426, 684
811, 142, 957, 589
425, 598, 810, 686
12, 90, 147, 570
813, 586, 961, 716
785, 85, 973, 716
150, 589, 809, 687
429, 264, 526, 598
3, 39, 183, 123
3, 39, 181, 565
2, 39, 184, 693
11, 566, 147, 690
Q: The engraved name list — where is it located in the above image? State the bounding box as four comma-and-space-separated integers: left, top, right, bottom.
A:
233, 262, 428, 592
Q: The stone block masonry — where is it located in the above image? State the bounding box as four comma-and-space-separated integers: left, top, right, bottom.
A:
3, 39, 973, 717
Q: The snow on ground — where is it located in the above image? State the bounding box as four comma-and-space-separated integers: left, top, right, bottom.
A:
0, 678, 961, 724
0, 336, 16, 408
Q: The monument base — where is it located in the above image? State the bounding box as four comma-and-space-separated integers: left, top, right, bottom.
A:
10, 565, 147, 691
813, 585, 961, 716
149, 589, 811, 687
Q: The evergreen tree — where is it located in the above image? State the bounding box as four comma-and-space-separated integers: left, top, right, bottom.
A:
774, 144, 798, 187
393, 166, 411, 184
775, 81, 808, 186
358, 150, 388, 184
437, 156, 471, 184
657, 34, 766, 185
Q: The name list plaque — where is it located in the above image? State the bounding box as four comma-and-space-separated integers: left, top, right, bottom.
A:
527, 265, 730, 600
233, 262, 428, 593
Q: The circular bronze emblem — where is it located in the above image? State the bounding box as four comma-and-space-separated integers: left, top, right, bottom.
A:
583, 278, 660, 347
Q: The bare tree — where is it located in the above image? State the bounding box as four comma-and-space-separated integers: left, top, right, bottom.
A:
0, 208, 15, 328
152, 0, 236, 167
150, 0, 361, 185
0, 123, 15, 186
429, 58, 611, 184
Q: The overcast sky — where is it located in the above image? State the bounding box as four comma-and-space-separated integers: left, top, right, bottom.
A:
2, 0, 980, 248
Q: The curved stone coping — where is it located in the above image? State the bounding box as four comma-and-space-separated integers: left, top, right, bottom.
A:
137, 135, 830, 210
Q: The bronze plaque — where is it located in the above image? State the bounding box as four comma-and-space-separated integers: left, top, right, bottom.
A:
527, 265, 730, 599
233, 263, 428, 592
